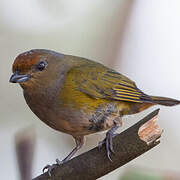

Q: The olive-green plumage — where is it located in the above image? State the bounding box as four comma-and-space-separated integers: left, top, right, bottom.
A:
10, 49, 180, 173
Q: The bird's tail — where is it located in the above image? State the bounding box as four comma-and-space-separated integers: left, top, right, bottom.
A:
149, 96, 180, 106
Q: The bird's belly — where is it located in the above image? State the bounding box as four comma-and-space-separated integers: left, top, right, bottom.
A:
24, 91, 123, 136
25, 98, 120, 136
54, 105, 121, 136
25, 101, 105, 136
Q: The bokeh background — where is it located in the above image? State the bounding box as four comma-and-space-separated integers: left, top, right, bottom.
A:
1, 0, 180, 179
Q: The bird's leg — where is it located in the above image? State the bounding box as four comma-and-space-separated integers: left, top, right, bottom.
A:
43, 136, 84, 176
56, 136, 84, 164
98, 121, 121, 161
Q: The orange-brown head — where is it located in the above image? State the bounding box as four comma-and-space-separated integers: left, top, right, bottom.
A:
10, 49, 65, 89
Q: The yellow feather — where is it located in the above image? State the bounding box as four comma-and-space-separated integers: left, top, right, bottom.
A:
115, 94, 140, 99
113, 88, 141, 95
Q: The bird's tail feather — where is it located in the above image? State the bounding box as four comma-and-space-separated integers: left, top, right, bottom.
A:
149, 96, 180, 106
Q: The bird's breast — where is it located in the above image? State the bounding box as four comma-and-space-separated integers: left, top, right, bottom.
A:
23, 88, 97, 135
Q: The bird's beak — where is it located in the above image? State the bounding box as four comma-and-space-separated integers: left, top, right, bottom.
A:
9, 71, 31, 83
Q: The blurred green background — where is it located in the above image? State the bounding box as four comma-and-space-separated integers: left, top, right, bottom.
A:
1, 0, 180, 179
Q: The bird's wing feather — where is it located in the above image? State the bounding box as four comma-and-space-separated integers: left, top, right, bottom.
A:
69, 62, 148, 103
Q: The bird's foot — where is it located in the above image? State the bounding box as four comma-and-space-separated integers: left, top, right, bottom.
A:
98, 130, 118, 161
43, 159, 64, 176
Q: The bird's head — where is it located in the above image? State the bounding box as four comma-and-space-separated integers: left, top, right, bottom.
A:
10, 49, 65, 89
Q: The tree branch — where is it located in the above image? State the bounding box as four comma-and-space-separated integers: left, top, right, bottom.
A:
33, 109, 162, 180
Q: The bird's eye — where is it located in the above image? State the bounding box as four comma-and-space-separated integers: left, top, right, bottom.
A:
37, 61, 47, 71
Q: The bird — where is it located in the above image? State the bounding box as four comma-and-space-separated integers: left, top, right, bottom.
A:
10, 49, 180, 175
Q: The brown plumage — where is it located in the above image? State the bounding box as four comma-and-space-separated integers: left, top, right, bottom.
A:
10, 49, 180, 175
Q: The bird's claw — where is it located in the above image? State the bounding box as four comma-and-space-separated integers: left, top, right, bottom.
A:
43, 159, 64, 176
43, 164, 57, 176
56, 158, 64, 165
98, 131, 118, 161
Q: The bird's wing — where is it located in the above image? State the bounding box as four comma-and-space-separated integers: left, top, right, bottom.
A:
69, 62, 148, 103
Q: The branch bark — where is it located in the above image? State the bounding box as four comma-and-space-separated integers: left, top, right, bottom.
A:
33, 109, 162, 180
